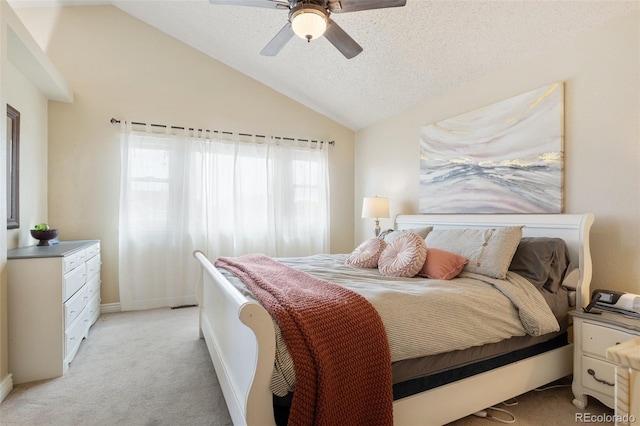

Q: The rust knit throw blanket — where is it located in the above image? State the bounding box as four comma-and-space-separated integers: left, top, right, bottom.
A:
215, 254, 393, 426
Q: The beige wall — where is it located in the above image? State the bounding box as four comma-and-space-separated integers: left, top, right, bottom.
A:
2, 58, 49, 391
355, 11, 640, 295
6, 62, 49, 250
2, 0, 71, 398
1, 60, 49, 399
14, 5, 355, 306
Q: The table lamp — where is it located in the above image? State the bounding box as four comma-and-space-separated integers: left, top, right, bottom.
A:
362, 196, 389, 237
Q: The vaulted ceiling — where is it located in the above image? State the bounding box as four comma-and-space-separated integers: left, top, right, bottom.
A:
9, 0, 638, 130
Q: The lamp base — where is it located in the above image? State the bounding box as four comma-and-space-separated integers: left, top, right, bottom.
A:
374, 219, 381, 237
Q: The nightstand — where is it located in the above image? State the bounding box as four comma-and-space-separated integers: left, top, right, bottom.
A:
570, 309, 640, 410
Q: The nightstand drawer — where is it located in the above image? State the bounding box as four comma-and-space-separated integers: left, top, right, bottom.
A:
583, 322, 637, 358
581, 355, 616, 398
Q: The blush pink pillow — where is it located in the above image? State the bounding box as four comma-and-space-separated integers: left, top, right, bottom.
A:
418, 248, 469, 280
346, 238, 387, 268
378, 233, 427, 278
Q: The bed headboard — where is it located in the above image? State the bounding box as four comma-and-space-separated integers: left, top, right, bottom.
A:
395, 214, 595, 309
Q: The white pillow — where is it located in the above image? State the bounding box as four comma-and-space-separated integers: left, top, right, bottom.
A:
382, 227, 433, 244
346, 238, 387, 268
425, 226, 523, 279
378, 232, 427, 278
561, 267, 581, 290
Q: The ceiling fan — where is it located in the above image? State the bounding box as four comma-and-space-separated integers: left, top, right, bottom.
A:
209, 0, 407, 59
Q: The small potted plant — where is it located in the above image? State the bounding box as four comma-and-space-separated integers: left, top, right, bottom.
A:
30, 223, 59, 246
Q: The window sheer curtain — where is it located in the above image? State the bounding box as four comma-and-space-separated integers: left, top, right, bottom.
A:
118, 123, 330, 311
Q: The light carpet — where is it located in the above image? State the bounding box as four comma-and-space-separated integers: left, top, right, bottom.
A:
0, 307, 614, 425
0, 307, 232, 426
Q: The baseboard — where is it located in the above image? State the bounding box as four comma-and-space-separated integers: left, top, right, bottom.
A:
0, 374, 13, 403
99, 300, 199, 314
100, 302, 121, 314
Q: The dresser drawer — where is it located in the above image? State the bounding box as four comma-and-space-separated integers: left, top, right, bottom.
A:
63, 252, 79, 274
87, 292, 101, 327
581, 355, 616, 399
86, 274, 100, 300
86, 254, 101, 281
86, 243, 100, 260
582, 322, 637, 358
75, 249, 87, 265
64, 285, 88, 328
65, 310, 87, 358
63, 263, 86, 301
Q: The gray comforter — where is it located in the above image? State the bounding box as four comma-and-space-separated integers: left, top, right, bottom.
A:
218, 253, 560, 396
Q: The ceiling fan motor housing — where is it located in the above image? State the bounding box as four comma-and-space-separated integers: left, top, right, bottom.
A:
289, 3, 329, 41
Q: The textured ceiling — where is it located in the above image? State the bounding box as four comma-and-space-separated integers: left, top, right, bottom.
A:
9, 0, 639, 130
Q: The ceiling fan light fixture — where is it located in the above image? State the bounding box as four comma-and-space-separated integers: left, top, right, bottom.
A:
290, 5, 327, 41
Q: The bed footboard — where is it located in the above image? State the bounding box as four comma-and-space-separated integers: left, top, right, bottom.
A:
193, 250, 276, 426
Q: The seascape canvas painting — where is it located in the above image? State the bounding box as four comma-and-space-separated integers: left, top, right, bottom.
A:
419, 82, 564, 213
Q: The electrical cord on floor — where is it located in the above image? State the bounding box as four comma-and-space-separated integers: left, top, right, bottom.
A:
472, 406, 516, 424
501, 397, 519, 407
472, 380, 570, 422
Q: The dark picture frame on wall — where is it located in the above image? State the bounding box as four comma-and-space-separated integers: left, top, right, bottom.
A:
7, 104, 20, 229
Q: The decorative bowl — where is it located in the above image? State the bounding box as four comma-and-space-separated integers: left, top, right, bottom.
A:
30, 229, 59, 246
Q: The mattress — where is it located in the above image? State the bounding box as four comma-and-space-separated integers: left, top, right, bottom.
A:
391, 330, 568, 398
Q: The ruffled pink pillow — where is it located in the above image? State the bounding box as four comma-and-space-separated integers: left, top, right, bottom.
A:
378, 232, 427, 278
418, 248, 468, 280
346, 238, 387, 268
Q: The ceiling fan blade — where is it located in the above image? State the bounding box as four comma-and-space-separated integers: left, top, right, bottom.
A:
324, 19, 363, 59
208, 0, 289, 9
260, 23, 295, 56
328, 0, 406, 13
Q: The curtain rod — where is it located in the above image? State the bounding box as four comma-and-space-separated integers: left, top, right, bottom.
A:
110, 118, 335, 146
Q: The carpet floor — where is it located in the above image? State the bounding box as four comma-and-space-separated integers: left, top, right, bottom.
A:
0, 307, 615, 425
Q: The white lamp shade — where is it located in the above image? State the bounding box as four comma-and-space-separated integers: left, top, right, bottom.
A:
362, 197, 389, 219
291, 9, 327, 40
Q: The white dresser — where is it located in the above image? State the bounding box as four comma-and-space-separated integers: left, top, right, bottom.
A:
571, 309, 640, 410
7, 240, 101, 384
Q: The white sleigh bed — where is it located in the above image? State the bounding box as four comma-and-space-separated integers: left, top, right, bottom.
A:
193, 213, 594, 426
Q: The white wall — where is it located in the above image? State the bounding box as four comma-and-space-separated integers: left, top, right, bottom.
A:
15, 5, 355, 306
355, 11, 640, 295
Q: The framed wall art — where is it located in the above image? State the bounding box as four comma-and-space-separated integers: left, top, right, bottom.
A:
419, 82, 564, 214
